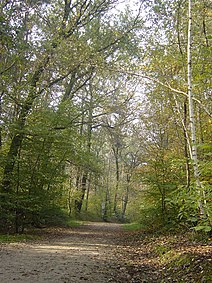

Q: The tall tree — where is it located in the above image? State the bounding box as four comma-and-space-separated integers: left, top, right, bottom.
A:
0, 0, 144, 231
187, 0, 204, 216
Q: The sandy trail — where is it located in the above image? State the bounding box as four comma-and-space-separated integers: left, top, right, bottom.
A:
0, 222, 124, 283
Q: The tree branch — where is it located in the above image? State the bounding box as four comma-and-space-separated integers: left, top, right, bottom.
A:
107, 68, 212, 118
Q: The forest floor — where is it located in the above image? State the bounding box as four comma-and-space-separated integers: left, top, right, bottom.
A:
0, 222, 211, 283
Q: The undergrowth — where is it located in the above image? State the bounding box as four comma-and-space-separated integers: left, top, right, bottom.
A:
122, 222, 212, 282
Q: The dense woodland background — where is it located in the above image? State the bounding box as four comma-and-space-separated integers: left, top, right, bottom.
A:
0, 0, 211, 234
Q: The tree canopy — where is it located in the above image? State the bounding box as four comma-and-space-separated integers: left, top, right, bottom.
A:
0, 0, 211, 233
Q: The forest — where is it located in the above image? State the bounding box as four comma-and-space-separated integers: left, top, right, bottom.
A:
0, 0, 211, 235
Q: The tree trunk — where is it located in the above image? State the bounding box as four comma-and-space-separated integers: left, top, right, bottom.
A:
0, 93, 2, 149
113, 146, 119, 217
74, 82, 94, 213
85, 174, 91, 212
172, 94, 192, 188
75, 173, 87, 213
187, 0, 205, 216
0, 57, 50, 193
121, 173, 130, 221
183, 100, 191, 188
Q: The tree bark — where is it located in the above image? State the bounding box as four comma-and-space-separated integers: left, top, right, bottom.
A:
112, 146, 119, 217
183, 100, 191, 188
85, 175, 91, 212
75, 173, 87, 213
0, 93, 2, 149
121, 173, 130, 221
187, 0, 205, 216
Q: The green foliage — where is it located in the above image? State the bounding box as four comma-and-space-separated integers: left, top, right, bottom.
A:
193, 225, 211, 233
39, 207, 80, 227
0, 0, 211, 236
166, 183, 212, 234
167, 186, 199, 222
0, 190, 78, 232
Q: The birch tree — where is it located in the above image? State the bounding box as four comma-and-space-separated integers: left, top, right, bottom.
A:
130, 0, 211, 228
187, 0, 210, 223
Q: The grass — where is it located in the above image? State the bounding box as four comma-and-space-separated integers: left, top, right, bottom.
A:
65, 219, 82, 228
123, 222, 145, 231
0, 233, 41, 243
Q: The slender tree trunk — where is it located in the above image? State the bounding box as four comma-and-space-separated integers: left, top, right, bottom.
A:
183, 100, 191, 188
74, 170, 81, 213
172, 94, 192, 187
113, 146, 119, 217
85, 174, 91, 212
84, 84, 94, 212
121, 173, 130, 221
74, 82, 94, 213
187, 0, 205, 216
74, 94, 85, 214
0, 92, 3, 149
102, 186, 110, 222
102, 154, 112, 221
68, 190, 72, 216
75, 173, 87, 213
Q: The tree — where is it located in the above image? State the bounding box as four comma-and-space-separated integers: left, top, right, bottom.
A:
0, 0, 145, 231
131, 0, 211, 229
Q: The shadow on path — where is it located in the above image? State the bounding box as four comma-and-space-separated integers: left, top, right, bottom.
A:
0, 222, 124, 283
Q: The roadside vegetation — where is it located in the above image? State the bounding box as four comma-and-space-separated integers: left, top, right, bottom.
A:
0, 0, 211, 281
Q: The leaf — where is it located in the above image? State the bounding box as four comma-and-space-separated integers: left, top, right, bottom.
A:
204, 226, 212, 232
193, 225, 211, 232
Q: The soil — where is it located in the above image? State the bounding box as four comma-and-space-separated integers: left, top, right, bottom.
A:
0, 222, 125, 283
0, 222, 211, 283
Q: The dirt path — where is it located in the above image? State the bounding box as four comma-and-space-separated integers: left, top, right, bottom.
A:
0, 222, 125, 283
1, 222, 211, 283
